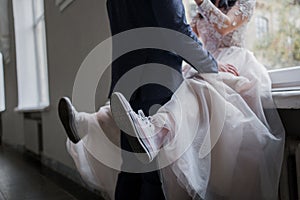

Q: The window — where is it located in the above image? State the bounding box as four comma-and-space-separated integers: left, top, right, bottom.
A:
184, 0, 197, 23
255, 16, 269, 39
12, 0, 49, 111
182, 0, 300, 91
246, 0, 300, 70
0, 53, 5, 112
183, 0, 300, 70
188, 3, 199, 22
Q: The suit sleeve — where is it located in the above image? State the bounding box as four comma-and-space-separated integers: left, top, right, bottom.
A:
150, 0, 218, 73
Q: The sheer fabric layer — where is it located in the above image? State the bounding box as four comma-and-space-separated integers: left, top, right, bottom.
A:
66, 48, 284, 200
164, 47, 284, 200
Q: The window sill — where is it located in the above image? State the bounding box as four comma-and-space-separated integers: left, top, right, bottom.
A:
269, 66, 300, 90
269, 66, 300, 109
14, 105, 50, 113
272, 90, 300, 109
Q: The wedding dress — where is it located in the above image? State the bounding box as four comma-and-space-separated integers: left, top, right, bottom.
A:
66, 0, 284, 199
160, 0, 284, 199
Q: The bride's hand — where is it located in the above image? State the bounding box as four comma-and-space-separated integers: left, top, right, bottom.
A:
218, 62, 239, 76
194, 0, 204, 5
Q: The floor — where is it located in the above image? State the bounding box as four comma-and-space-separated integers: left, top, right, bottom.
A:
0, 146, 102, 200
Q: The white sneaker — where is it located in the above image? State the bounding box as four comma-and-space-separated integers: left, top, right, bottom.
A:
110, 92, 159, 163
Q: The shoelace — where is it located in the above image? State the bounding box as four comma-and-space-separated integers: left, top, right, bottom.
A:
137, 110, 152, 127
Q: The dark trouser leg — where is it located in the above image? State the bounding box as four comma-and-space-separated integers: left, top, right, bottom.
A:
115, 172, 142, 200
139, 171, 165, 200
115, 87, 172, 200
115, 131, 165, 200
115, 131, 142, 200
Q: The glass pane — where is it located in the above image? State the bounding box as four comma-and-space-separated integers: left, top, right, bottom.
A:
35, 20, 49, 107
13, 0, 49, 110
246, 0, 300, 70
13, 0, 40, 109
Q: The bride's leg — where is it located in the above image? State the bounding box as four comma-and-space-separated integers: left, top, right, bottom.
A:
59, 100, 121, 199
59, 97, 120, 144
110, 79, 205, 162
110, 92, 177, 162
58, 97, 98, 143
148, 111, 175, 149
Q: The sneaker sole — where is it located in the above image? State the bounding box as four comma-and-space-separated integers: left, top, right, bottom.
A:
58, 97, 80, 144
111, 93, 152, 163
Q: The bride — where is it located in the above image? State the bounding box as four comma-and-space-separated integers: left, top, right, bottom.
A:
59, 0, 284, 199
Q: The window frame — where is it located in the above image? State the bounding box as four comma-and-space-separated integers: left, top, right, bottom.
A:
270, 66, 300, 109
255, 16, 269, 39
12, 0, 50, 112
0, 53, 5, 112
269, 66, 300, 92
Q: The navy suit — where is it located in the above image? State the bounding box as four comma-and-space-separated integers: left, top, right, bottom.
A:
106, 0, 217, 199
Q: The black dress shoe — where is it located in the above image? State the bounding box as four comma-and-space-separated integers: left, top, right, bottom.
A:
58, 97, 80, 144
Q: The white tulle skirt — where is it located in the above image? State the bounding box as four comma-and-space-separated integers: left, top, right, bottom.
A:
66, 46, 285, 200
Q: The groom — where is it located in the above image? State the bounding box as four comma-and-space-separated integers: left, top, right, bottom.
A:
107, 0, 217, 199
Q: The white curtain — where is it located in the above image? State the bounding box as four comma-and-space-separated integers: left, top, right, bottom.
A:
0, 0, 10, 64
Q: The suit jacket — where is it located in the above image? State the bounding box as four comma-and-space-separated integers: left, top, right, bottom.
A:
107, 0, 218, 102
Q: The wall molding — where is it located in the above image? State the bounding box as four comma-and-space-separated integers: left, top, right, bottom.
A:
55, 0, 75, 12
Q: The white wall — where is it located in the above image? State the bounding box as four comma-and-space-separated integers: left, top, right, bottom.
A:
42, 0, 111, 168
1, 0, 24, 146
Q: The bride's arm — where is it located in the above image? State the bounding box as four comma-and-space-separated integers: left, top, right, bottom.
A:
189, 14, 239, 76
195, 0, 256, 36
